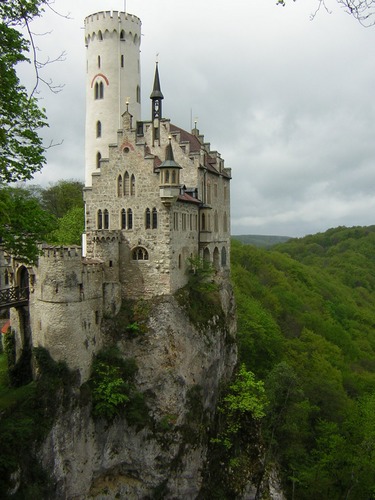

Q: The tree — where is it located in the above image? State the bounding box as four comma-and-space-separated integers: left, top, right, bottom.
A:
277, 0, 375, 26
49, 206, 84, 246
40, 180, 84, 218
0, 0, 50, 183
0, 186, 56, 264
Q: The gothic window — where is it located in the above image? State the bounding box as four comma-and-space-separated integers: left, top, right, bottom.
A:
182, 213, 186, 231
213, 247, 220, 270
96, 152, 101, 169
97, 209, 103, 229
120, 30, 125, 40
223, 212, 228, 232
121, 208, 126, 229
132, 247, 148, 260
131, 174, 135, 196
171, 170, 176, 184
96, 120, 102, 138
145, 208, 151, 229
104, 209, 109, 229
201, 213, 206, 231
214, 211, 219, 232
121, 54, 124, 68
97, 55, 101, 68
152, 207, 158, 229
117, 175, 123, 197
173, 213, 179, 230
165, 170, 170, 183
221, 247, 227, 267
203, 247, 210, 263
94, 81, 104, 100
124, 171, 130, 196
127, 208, 133, 229
207, 180, 212, 204
136, 85, 141, 103
98, 30, 103, 41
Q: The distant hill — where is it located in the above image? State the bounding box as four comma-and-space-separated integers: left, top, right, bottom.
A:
232, 234, 291, 248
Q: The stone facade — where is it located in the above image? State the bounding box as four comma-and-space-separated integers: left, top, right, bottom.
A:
7, 9, 232, 383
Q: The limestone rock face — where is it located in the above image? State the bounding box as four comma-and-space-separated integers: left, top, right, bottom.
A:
39, 283, 237, 499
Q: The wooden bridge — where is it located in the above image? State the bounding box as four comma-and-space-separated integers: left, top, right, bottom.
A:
0, 286, 29, 310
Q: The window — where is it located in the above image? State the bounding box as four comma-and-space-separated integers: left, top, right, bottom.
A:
127, 208, 133, 229
121, 208, 126, 229
173, 212, 179, 230
207, 181, 212, 204
104, 209, 109, 229
214, 183, 218, 198
145, 208, 151, 229
182, 213, 186, 231
223, 212, 228, 232
132, 247, 148, 260
136, 85, 141, 103
5, 270, 9, 286
131, 174, 135, 196
178, 254, 182, 269
165, 170, 170, 183
94, 81, 104, 99
121, 54, 124, 68
202, 213, 206, 231
97, 209, 103, 229
124, 171, 130, 196
120, 30, 125, 40
171, 170, 176, 184
221, 247, 227, 267
98, 30, 103, 41
214, 211, 219, 232
117, 175, 123, 197
97, 55, 101, 68
152, 207, 158, 229
96, 120, 102, 138
96, 152, 101, 169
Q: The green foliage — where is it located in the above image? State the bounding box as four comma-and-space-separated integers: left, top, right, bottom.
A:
0, 1, 48, 183
0, 347, 71, 497
231, 228, 375, 497
90, 348, 148, 426
49, 206, 84, 246
0, 186, 56, 263
40, 180, 84, 218
186, 256, 218, 294
213, 365, 267, 450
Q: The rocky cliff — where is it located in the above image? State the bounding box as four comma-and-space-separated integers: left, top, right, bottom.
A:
39, 280, 238, 499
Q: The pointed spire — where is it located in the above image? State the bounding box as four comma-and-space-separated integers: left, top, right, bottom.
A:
150, 62, 164, 100
159, 137, 182, 169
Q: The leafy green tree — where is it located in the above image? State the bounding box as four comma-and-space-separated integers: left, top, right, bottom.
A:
49, 206, 84, 246
0, 186, 56, 263
0, 0, 49, 183
40, 180, 84, 218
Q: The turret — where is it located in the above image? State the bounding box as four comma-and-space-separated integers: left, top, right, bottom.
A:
84, 11, 142, 186
158, 138, 182, 206
150, 62, 164, 145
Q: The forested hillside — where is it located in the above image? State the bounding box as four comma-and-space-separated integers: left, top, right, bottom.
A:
231, 226, 375, 499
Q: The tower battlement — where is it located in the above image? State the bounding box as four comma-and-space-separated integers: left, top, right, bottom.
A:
85, 11, 141, 40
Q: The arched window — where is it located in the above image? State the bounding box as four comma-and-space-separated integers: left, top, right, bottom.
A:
136, 85, 141, 103
104, 209, 109, 229
203, 247, 210, 263
152, 207, 158, 229
98, 30, 103, 41
165, 170, 170, 183
94, 81, 104, 99
223, 212, 228, 232
121, 208, 126, 229
132, 247, 148, 260
120, 30, 125, 40
117, 175, 123, 197
214, 211, 219, 232
171, 170, 176, 184
121, 54, 124, 68
96, 120, 101, 138
131, 174, 135, 196
97, 209, 103, 229
213, 247, 220, 270
96, 152, 101, 169
124, 171, 130, 196
145, 208, 151, 229
221, 247, 227, 267
207, 180, 212, 204
201, 213, 206, 231
97, 55, 101, 68
127, 208, 133, 229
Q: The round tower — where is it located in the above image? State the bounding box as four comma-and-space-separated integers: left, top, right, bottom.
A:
84, 11, 141, 186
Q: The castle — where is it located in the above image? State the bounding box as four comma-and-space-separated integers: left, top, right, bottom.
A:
8, 10, 232, 382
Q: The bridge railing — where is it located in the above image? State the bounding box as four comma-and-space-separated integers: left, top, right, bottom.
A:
0, 286, 29, 309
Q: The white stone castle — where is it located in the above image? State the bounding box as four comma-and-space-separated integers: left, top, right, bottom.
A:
8, 10, 232, 382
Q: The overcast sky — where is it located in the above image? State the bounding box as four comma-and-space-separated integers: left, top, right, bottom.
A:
21, 0, 375, 237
